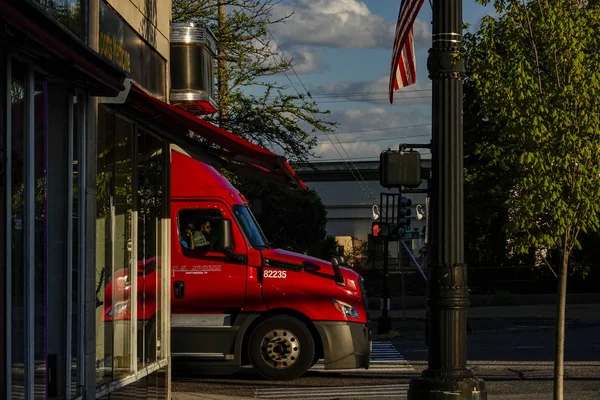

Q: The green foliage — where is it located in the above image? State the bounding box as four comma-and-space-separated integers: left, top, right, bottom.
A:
172, 1, 336, 257
238, 177, 332, 258
172, 0, 336, 163
312, 235, 340, 262
464, 0, 600, 259
344, 239, 369, 270
464, 76, 514, 266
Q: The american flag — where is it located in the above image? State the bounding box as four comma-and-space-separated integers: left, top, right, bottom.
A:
389, 0, 425, 104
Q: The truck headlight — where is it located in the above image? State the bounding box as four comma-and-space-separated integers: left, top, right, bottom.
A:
331, 298, 359, 319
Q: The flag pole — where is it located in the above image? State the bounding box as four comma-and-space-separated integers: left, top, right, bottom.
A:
406, 0, 487, 397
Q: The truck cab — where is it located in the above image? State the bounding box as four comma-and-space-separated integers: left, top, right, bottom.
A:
105, 147, 370, 380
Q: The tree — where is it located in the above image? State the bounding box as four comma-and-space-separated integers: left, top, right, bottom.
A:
463, 77, 513, 269
464, 2, 600, 398
238, 177, 335, 258
172, 0, 336, 163
172, 1, 337, 261
344, 239, 369, 270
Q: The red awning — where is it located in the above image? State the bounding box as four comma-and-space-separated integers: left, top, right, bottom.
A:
0, 0, 126, 95
127, 84, 307, 189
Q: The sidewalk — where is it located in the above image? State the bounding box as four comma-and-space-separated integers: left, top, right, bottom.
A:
369, 303, 600, 321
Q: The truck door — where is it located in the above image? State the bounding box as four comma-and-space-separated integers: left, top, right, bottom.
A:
171, 202, 247, 311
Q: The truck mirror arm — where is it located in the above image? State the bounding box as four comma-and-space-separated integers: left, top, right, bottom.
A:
223, 247, 246, 264
333, 263, 345, 286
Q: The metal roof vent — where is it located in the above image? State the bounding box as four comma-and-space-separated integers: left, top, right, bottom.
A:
170, 23, 218, 115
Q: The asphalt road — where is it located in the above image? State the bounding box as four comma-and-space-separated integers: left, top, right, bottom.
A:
172, 319, 600, 399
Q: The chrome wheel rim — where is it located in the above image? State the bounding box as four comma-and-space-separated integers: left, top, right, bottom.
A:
260, 329, 300, 369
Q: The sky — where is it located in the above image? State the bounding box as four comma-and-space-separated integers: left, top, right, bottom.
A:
259, 0, 498, 162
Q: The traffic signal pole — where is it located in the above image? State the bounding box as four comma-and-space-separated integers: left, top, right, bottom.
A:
407, 0, 487, 398
378, 238, 391, 334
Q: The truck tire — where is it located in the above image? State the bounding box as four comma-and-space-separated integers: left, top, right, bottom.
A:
248, 315, 315, 381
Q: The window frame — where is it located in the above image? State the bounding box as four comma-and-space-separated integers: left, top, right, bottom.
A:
176, 207, 227, 256
94, 108, 170, 397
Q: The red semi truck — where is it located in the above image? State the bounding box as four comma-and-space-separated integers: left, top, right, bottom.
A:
103, 146, 371, 380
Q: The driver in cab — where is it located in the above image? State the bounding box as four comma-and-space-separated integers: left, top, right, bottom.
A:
184, 220, 214, 250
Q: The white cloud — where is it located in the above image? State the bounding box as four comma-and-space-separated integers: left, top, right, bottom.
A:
313, 76, 432, 105
311, 107, 431, 160
285, 47, 323, 74
260, 39, 324, 74
272, 0, 430, 49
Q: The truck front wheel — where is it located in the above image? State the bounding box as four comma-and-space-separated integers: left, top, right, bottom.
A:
248, 315, 315, 380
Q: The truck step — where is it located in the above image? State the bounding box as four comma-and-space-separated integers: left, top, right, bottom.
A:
171, 352, 235, 360
171, 313, 233, 328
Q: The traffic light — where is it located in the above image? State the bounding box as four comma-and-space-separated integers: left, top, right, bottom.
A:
372, 221, 380, 237
397, 196, 412, 228
371, 221, 390, 237
379, 150, 421, 188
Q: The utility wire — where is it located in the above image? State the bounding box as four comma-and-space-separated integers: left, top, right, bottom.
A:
264, 88, 431, 100
316, 123, 431, 136
315, 95, 432, 104
317, 153, 432, 162
308, 89, 431, 98
317, 132, 431, 145
266, 27, 379, 204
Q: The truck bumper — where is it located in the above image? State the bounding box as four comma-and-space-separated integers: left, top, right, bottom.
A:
314, 321, 371, 370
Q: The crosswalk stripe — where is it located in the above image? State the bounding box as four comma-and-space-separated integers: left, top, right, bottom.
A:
371, 341, 404, 361
256, 384, 409, 399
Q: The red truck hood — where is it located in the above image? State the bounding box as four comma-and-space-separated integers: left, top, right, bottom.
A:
261, 248, 360, 286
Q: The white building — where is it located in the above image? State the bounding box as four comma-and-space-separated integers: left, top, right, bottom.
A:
295, 160, 431, 269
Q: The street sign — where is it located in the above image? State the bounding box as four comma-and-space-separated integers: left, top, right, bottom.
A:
399, 231, 420, 240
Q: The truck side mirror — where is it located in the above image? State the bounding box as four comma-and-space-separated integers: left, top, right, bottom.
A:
221, 219, 233, 251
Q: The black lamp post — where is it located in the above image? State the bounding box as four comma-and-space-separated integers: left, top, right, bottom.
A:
407, 0, 487, 398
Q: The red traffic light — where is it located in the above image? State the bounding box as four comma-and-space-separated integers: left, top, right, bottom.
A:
372, 221, 390, 237
372, 222, 381, 237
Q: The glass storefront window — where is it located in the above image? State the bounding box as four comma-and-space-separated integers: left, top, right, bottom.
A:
96, 105, 169, 391
70, 92, 83, 398
33, 73, 47, 400
8, 60, 51, 400
10, 57, 26, 400
136, 129, 165, 367
3, 58, 169, 397
31, 0, 86, 39
112, 114, 133, 378
96, 106, 114, 384
96, 108, 135, 383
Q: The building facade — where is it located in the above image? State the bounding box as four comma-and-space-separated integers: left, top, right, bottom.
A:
295, 160, 431, 268
0, 0, 171, 398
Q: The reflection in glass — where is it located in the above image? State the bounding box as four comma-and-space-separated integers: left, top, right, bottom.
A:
137, 129, 164, 367
112, 114, 133, 377
233, 206, 269, 249
32, 0, 85, 39
34, 73, 48, 400
96, 106, 114, 384
70, 93, 81, 398
95, 108, 135, 382
10, 58, 26, 400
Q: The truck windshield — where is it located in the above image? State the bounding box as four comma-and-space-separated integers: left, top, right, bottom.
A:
233, 206, 270, 249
